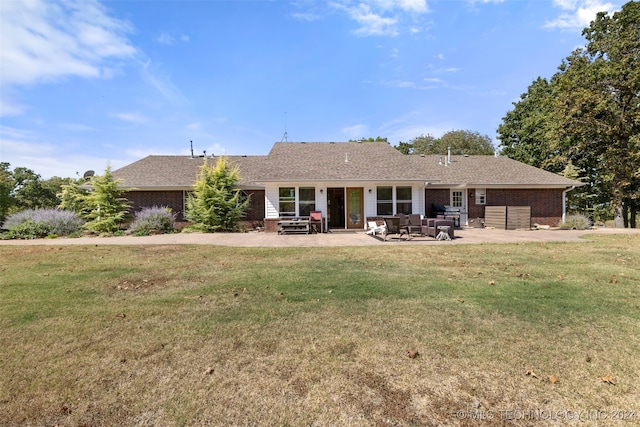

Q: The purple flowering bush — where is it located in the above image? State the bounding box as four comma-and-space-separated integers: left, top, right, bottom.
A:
560, 213, 592, 230
127, 206, 176, 235
1, 209, 85, 239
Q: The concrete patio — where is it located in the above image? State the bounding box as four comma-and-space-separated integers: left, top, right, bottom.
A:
1, 227, 639, 247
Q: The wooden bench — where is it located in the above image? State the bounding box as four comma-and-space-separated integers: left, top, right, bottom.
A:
277, 220, 310, 235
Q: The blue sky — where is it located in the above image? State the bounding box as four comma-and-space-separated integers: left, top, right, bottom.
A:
0, 0, 622, 179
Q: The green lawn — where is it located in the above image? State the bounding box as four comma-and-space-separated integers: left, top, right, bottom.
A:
1, 235, 639, 426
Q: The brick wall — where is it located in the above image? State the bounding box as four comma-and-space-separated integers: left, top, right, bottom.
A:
125, 189, 265, 223
478, 188, 564, 226
425, 188, 566, 226
424, 189, 450, 217
126, 191, 185, 219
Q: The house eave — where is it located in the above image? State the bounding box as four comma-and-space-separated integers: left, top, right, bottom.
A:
425, 183, 584, 189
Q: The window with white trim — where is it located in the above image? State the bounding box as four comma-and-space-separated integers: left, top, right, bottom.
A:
376, 187, 393, 215
396, 186, 412, 215
451, 190, 463, 208
298, 187, 316, 216
475, 189, 486, 205
278, 187, 296, 216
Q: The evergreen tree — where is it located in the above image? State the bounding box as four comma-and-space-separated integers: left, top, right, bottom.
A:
83, 164, 130, 233
185, 157, 250, 232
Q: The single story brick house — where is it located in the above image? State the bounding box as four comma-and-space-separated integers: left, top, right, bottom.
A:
112, 141, 582, 231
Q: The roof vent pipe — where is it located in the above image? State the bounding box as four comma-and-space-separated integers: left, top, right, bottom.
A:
447, 147, 451, 164
190, 140, 194, 158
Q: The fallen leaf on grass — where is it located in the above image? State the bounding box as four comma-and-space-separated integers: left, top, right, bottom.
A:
407, 349, 419, 359
488, 280, 495, 285
204, 367, 214, 375
457, 298, 465, 303
610, 276, 618, 284
526, 370, 539, 379
548, 375, 560, 384
586, 354, 592, 363
602, 374, 615, 385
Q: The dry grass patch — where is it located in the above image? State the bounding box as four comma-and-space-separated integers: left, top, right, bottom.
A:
1, 234, 639, 426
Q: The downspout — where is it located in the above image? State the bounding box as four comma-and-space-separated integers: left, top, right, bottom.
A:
562, 186, 575, 224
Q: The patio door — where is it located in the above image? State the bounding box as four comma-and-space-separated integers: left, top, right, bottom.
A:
327, 188, 345, 229
450, 189, 468, 226
346, 187, 364, 229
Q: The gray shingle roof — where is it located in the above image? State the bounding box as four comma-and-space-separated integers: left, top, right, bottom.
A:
112, 155, 268, 189
407, 154, 581, 187
112, 142, 582, 189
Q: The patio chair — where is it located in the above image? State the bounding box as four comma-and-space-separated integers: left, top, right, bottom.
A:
382, 217, 410, 241
366, 221, 386, 237
406, 214, 423, 235
309, 211, 323, 233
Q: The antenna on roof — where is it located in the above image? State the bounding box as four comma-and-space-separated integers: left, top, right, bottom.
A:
190, 140, 194, 158
281, 112, 288, 142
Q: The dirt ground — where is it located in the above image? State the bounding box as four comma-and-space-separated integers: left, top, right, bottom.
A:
2, 227, 639, 247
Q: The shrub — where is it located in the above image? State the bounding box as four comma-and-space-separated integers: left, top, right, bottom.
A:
560, 213, 592, 230
83, 165, 130, 233
1, 209, 84, 239
127, 206, 176, 235
185, 157, 249, 232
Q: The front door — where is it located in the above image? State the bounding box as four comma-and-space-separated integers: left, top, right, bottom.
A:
346, 187, 364, 229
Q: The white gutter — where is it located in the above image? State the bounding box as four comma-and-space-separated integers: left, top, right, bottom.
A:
562, 186, 576, 223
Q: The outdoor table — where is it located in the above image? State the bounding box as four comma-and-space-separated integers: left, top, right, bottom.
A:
436, 225, 451, 241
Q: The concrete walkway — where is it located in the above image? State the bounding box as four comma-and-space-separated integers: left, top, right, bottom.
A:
1, 227, 639, 247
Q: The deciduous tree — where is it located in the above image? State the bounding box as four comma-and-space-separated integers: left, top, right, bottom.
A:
396, 130, 494, 155
554, 1, 640, 227
497, 1, 640, 227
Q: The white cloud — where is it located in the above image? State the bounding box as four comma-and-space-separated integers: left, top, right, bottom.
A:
0, 99, 27, 117
0, 0, 135, 86
330, 0, 429, 37
341, 124, 370, 139
0, 125, 124, 178
545, 0, 618, 29
156, 33, 176, 45
110, 111, 148, 124
141, 60, 188, 104
291, 12, 322, 21
156, 32, 190, 45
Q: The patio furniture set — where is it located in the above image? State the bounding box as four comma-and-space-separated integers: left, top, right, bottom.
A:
366, 214, 456, 241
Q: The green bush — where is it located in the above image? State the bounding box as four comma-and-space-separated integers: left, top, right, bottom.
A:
1, 220, 51, 240
560, 213, 592, 230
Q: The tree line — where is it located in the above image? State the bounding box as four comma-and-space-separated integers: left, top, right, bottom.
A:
498, 1, 639, 228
